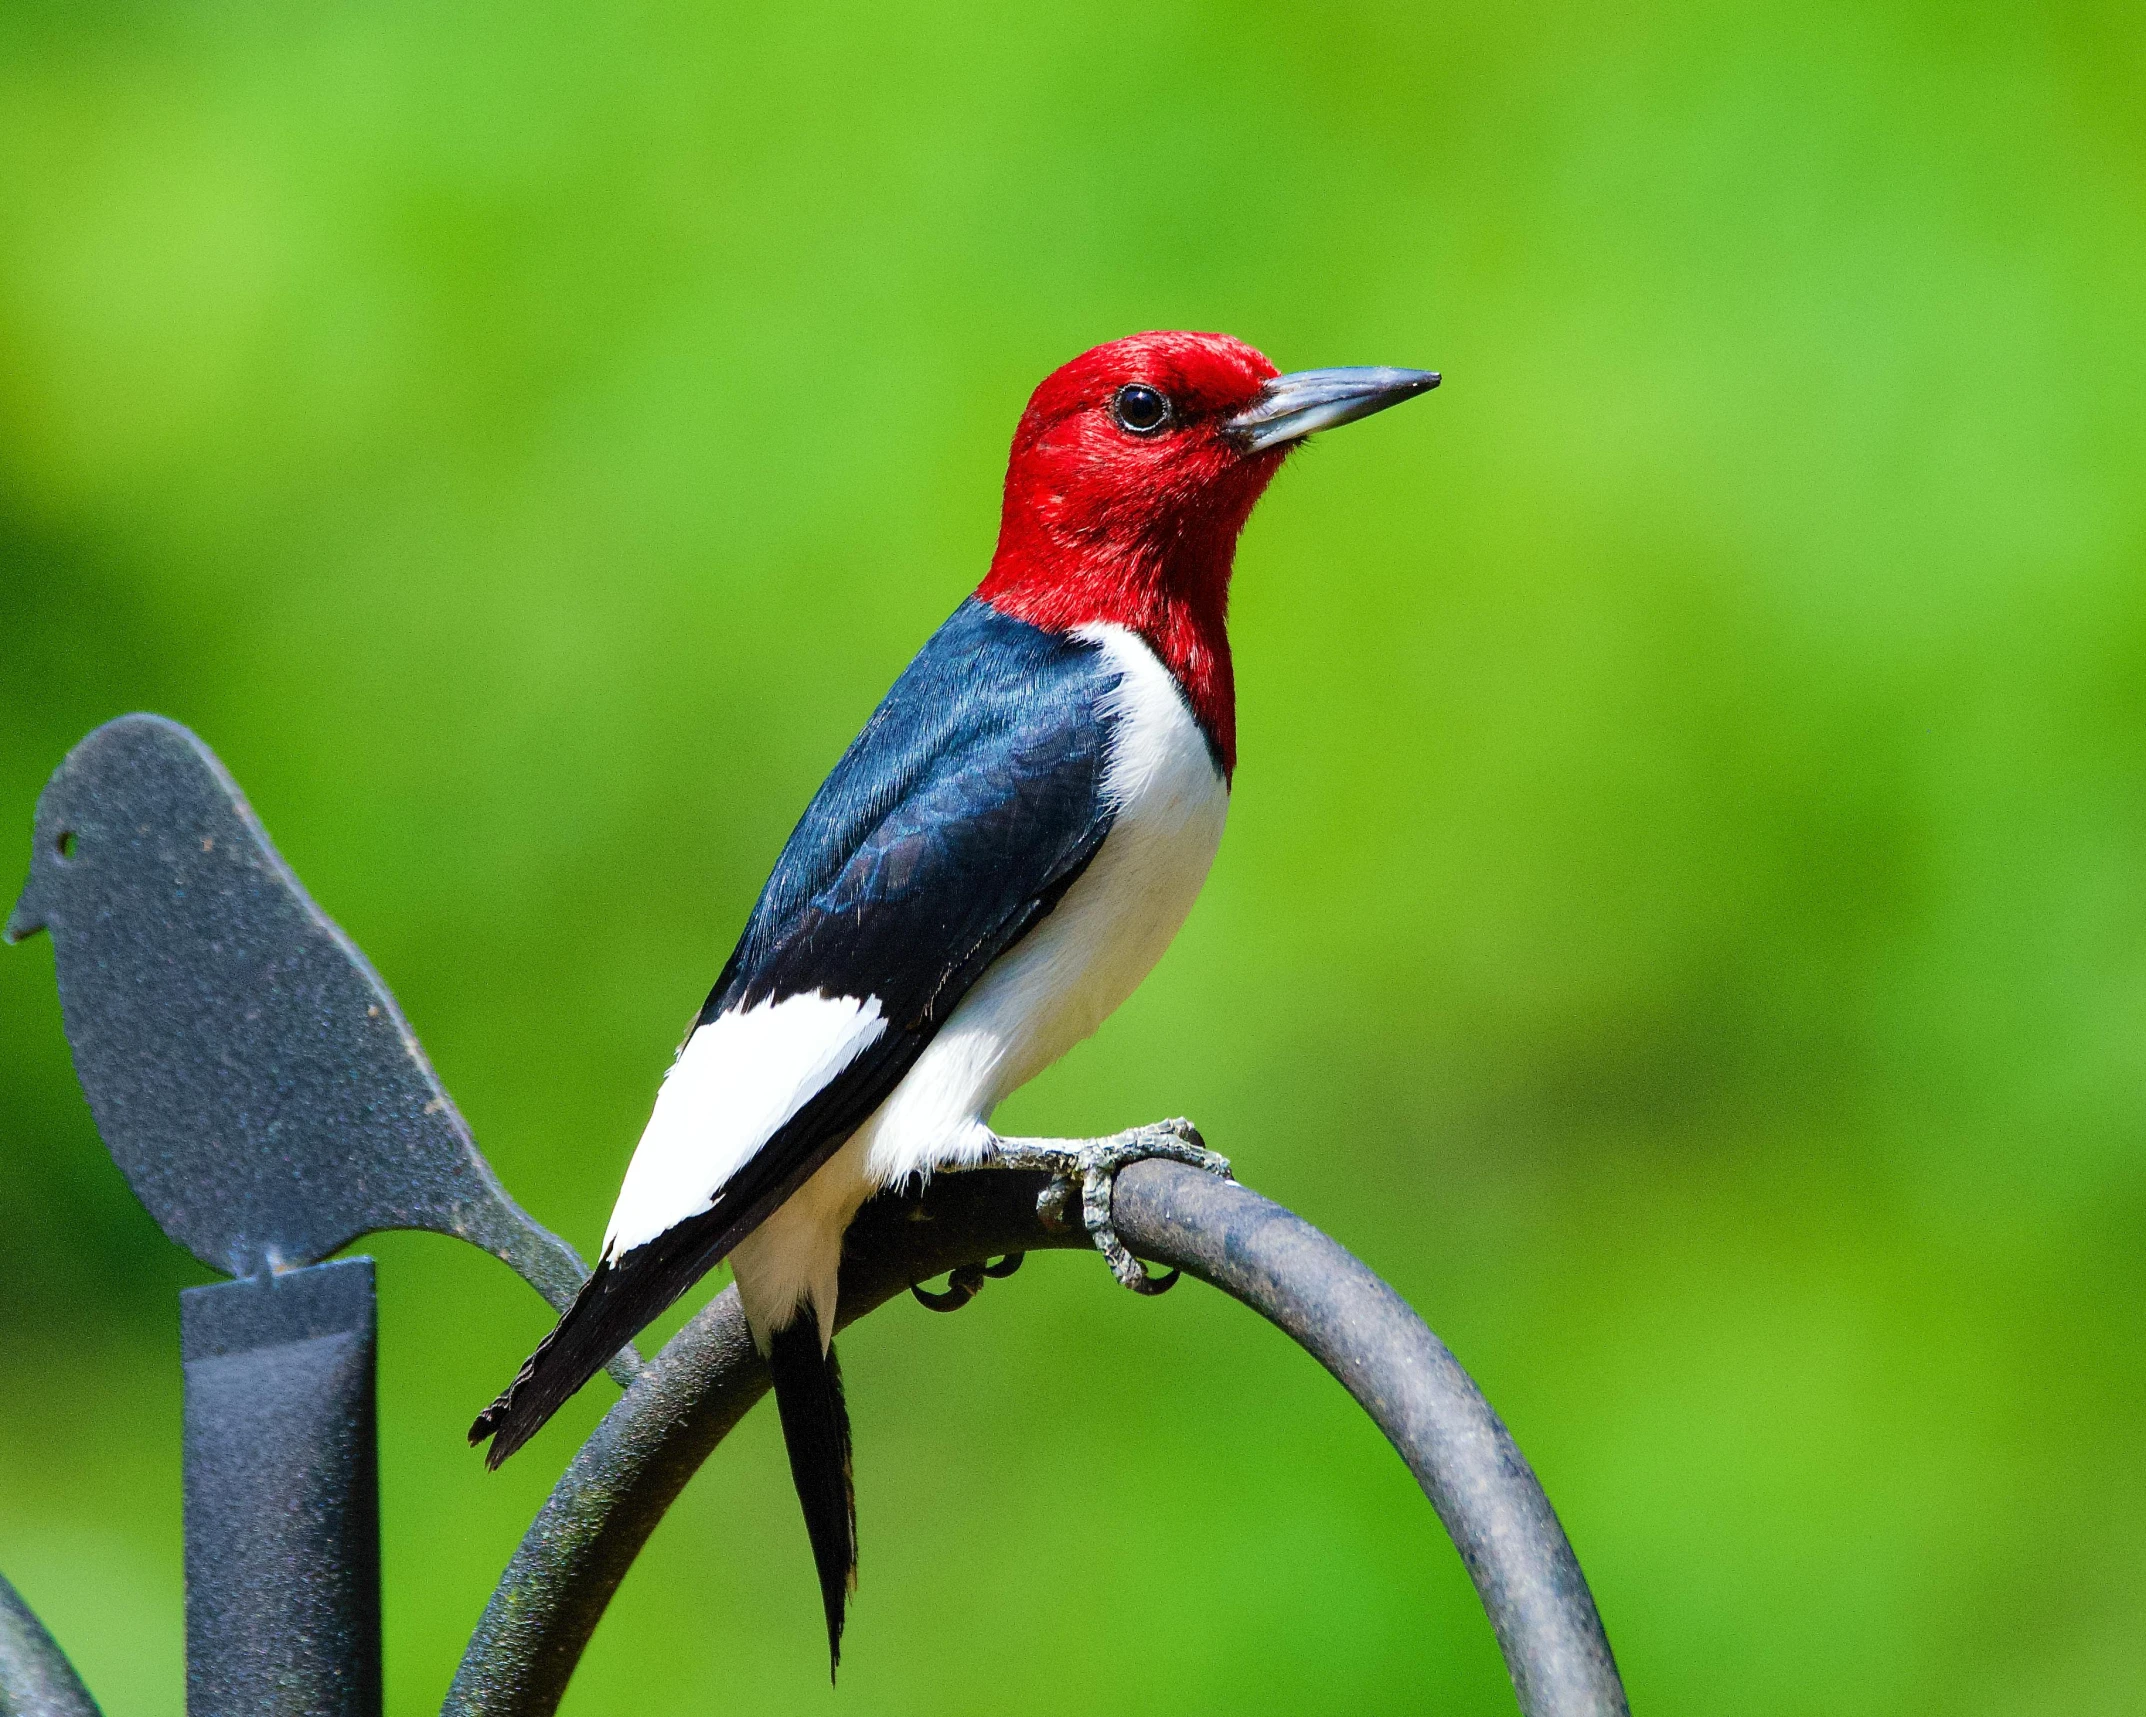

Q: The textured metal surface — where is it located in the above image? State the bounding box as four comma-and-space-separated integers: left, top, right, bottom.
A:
182, 1258, 381, 1717
446, 1164, 1627, 1717
0, 1573, 101, 1717
6, 714, 632, 1381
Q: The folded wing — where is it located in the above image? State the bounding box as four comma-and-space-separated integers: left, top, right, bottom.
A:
472, 600, 1119, 1462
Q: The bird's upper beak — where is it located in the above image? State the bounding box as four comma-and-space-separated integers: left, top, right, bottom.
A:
1226, 366, 1440, 454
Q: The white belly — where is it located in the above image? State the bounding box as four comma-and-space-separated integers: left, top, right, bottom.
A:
730, 622, 1229, 1342
857, 621, 1228, 1179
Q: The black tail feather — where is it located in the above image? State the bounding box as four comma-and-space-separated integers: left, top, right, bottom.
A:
768, 1319, 857, 1680
472, 1202, 769, 1466
470, 1254, 648, 1467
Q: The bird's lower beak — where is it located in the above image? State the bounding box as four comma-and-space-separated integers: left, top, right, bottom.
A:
1226, 366, 1440, 454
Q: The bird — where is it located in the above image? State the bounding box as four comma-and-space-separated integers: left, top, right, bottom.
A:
468, 330, 1438, 1674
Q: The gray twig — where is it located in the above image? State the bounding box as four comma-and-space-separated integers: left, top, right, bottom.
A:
444, 1160, 1627, 1717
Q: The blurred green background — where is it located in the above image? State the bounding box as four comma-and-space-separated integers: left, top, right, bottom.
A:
3, 0, 2143, 1711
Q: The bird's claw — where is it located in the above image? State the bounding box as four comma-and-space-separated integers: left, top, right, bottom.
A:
911, 1252, 1023, 1312
979, 1118, 1231, 1295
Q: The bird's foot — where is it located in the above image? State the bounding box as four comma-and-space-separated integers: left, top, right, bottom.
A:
976, 1119, 1232, 1296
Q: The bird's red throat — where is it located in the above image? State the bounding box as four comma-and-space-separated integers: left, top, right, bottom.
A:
974, 332, 1285, 778
978, 504, 1259, 778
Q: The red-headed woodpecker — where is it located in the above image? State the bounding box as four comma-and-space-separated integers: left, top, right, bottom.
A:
470, 331, 1438, 1673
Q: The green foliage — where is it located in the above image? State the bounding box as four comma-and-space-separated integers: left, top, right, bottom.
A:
3, 0, 2144, 1710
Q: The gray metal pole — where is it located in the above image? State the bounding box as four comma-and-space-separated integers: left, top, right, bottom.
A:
180, 1257, 381, 1717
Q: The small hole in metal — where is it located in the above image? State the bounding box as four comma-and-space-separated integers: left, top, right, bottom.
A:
56, 831, 76, 860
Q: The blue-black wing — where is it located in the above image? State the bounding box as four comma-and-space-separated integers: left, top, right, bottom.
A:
710, 598, 1116, 1033
473, 599, 1120, 1461
684, 598, 1120, 1235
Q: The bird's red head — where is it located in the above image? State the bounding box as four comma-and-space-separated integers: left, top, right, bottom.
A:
977, 331, 1437, 776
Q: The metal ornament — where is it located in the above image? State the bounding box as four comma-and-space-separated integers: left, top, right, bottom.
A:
6, 713, 626, 1352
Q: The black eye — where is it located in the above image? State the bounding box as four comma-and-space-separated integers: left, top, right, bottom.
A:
1111, 384, 1172, 435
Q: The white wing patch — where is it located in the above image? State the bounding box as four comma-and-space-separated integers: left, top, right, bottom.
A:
602, 991, 888, 1257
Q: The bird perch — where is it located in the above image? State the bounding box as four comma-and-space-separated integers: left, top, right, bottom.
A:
444, 1159, 1628, 1717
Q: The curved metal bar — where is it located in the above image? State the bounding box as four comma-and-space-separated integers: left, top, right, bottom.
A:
444, 1164, 1627, 1717
0, 1571, 101, 1717
1111, 1165, 1627, 1714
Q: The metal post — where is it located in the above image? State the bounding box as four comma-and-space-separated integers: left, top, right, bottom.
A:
180, 1258, 381, 1717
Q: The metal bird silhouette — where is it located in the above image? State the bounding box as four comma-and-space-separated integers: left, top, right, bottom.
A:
7, 713, 634, 1378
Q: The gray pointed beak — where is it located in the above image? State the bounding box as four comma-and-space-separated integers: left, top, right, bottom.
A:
1226, 366, 1440, 454
5, 879, 44, 944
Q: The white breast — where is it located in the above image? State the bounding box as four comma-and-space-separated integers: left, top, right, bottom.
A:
851, 621, 1230, 1187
